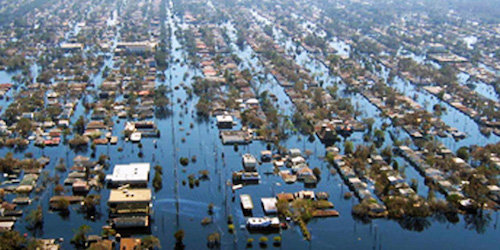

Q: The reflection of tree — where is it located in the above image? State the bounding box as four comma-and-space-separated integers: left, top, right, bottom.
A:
444, 212, 460, 224
155, 106, 172, 120
463, 174, 489, 213
351, 213, 372, 225
71, 144, 89, 154
398, 216, 431, 232
58, 209, 70, 220
432, 213, 448, 224
464, 212, 491, 234
26, 205, 43, 237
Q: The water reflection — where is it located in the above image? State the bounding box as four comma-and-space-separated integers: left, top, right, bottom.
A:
398, 216, 431, 232
464, 212, 492, 234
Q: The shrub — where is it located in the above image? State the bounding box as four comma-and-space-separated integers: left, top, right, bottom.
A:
180, 157, 189, 166
273, 236, 282, 246
344, 192, 352, 199
208, 203, 214, 214
54, 184, 65, 194
174, 229, 185, 243
247, 238, 254, 247
207, 232, 220, 248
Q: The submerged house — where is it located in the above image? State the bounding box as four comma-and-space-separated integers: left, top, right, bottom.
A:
246, 217, 280, 230
216, 114, 234, 128
108, 188, 152, 229
242, 154, 257, 172
108, 189, 152, 217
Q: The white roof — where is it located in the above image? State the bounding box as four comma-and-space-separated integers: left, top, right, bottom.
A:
0, 221, 15, 231
216, 115, 233, 123
487, 185, 500, 192
452, 157, 466, 164
245, 98, 259, 105
243, 154, 257, 164
130, 132, 142, 142
274, 160, 285, 167
261, 197, 277, 213
246, 217, 279, 226
60, 43, 84, 49
107, 163, 150, 184
291, 156, 305, 164
289, 148, 302, 155
240, 194, 254, 209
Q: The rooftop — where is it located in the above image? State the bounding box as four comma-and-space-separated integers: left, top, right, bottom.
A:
108, 189, 152, 203
106, 163, 150, 184
120, 238, 141, 250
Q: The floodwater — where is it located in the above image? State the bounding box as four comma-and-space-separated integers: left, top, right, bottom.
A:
0, 1, 498, 249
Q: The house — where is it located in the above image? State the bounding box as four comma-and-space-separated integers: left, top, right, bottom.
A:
108, 189, 152, 217
276, 192, 294, 202
220, 130, 252, 144
288, 148, 302, 157
487, 185, 500, 194
0, 221, 15, 232
242, 154, 257, 171
387, 174, 404, 185
245, 98, 259, 108
120, 238, 141, 250
232, 171, 261, 182
111, 216, 149, 229
72, 180, 90, 193
289, 156, 306, 167
261, 197, 278, 214
296, 166, 313, 180
295, 190, 315, 200
89, 239, 113, 250
261, 150, 272, 162
303, 174, 318, 185
216, 115, 233, 128
37, 239, 60, 250
115, 41, 156, 54
246, 217, 280, 230
60, 42, 84, 51
106, 163, 150, 187
240, 194, 254, 212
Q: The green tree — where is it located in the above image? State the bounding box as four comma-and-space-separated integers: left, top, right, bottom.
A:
207, 232, 221, 248
312, 167, 321, 178
141, 235, 160, 249
381, 146, 393, 161
374, 129, 385, 142
74, 115, 85, 135
16, 118, 33, 137
457, 146, 469, 162
363, 118, 375, 132
463, 175, 489, 213
174, 229, 185, 244
344, 141, 354, 155
25, 205, 43, 229
82, 195, 100, 215
71, 224, 91, 247
0, 231, 26, 249
179, 157, 189, 166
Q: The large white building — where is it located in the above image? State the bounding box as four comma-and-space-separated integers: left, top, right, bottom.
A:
115, 41, 156, 53
106, 163, 150, 186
